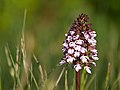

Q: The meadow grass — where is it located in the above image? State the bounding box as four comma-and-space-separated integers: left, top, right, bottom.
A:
3, 9, 120, 90
5, 43, 119, 90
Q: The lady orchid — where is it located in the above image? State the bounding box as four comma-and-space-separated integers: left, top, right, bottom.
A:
59, 13, 99, 74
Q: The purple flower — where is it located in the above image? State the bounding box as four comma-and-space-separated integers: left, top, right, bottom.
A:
68, 49, 74, 54
74, 51, 80, 57
59, 60, 66, 65
67, 56, 75, 63
80, 56, 88, 63
59, 13, 99, 74
75, 40, 84, 45
84, 66, 91, 74
69, 42, 75, 47
74, 63, 82, 72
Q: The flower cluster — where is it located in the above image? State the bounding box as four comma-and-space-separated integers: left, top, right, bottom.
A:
59, 13, 99, 74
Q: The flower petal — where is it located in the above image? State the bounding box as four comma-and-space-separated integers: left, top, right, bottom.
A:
67, 57, 75, 63
75, 39, 84, 45
68, 49, 74, 54
59, 60, 66, 65
69, 42, 75, 47
84, 66, 91, 74
74, 64, 82, 72
80, 56, 88, 63
74, 52, 80, 57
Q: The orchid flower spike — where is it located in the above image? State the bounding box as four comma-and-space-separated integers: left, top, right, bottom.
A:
59, 13, 99, 74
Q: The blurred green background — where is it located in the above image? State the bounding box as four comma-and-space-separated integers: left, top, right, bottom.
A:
0, 0, 120, 90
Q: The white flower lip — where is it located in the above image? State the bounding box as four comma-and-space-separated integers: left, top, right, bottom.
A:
67, 36, 72, 42
84, 66, 91, 74
74, 51, 80, 57
69, 42, 75, 47
90, 49, 98, 53
84, 33, 90, 40
80, 47, 87, 53
92, 56, 99, 60
80, 56, 88, 63
68, 49, 74, 54
88, 39, 96, 45
74, 64, 82, 72
62, 48, 66, 52
59, 60, 66, 65
63, 42, 68, 48
92, 62, 96, 66
75, 39, 84, 45
73, 35, 79, 40
70, 31, 75, 35
67, 57, 75, 63
89, 31, 96, 38
75, 45, 81, 51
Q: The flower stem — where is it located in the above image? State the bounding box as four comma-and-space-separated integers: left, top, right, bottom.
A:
76, 70, 80, 90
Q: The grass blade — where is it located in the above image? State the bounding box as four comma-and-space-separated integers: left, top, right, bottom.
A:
55, 67, 65, 87
65, 70, 68, 90
29, 67, 39, 90
104, 62, 111, 90
81, 69, 87, 90
111, 71, 120, 89
85, 74, 96, 90
39, 65, 44, 83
